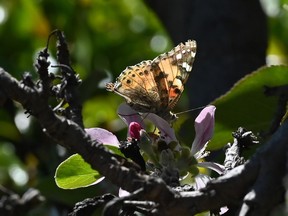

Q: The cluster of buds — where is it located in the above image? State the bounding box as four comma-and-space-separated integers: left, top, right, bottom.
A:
86, 104, 224, 189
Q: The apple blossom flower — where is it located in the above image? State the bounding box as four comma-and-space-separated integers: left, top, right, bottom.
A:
85, 104, 225, 194
118, 104, 225, 179
191, 105, 225, 177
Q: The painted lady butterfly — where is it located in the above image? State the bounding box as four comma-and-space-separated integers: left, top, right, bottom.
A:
106, 40, 197, 123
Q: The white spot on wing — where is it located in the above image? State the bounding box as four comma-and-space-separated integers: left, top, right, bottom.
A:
191, 51, 196, 58
182, 62, 192, 72
176, 53, 182, 60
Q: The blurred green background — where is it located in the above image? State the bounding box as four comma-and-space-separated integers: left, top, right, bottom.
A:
0, 0, 287, 215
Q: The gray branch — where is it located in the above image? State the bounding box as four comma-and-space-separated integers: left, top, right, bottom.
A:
0, 68, 286, 215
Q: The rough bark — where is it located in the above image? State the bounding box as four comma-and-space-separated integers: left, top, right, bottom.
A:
0, 66, 286, 215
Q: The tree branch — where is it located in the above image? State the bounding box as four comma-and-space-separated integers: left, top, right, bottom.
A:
0, 64, 286, 215
0, 68, 146, 192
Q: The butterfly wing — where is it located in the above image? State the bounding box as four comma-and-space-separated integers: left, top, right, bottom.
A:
153, 40, 197, 110
106, 40, 197, 122
106, 60, 163, 113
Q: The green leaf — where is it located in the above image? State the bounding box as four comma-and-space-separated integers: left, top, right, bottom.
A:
55, 154, 103, 189
210, 65, 288, 150
104, 144, 125, 157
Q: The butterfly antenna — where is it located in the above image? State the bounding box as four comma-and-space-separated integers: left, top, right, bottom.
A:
175, 105, 207, 116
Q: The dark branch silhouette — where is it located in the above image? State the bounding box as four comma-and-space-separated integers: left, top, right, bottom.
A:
0, 30, 286, 215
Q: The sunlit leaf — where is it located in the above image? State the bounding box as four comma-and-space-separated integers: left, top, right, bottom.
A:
210, 65, 288, 150
55, 154, 104, 189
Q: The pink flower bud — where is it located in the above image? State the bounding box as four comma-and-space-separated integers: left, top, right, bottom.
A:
128, 122, 142, 140
191, 105, 216, 155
